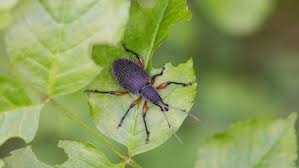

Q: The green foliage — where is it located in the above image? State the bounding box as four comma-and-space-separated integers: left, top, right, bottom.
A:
0, 0, 297, 167
0, 159, 3, 168
0, 75, 44, 145
198, 0, 274, 35
0, 0, 132, 166
0, 76, 38, 113
5, 0, 129, 97
0, 0, 18, 29
88, 0, 195, 155
3, 140, 125, 168
195, 113, 297, 168
122, 0, 191, 69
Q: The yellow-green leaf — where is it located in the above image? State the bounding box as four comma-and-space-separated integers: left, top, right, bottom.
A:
0, 159, 3, 168
3, 140, 125, 168
123, 0, 191, 69
0, 75, 44, 146
195, 113, 297, 168
0, 0, 18, 29
5, 0, 130, 97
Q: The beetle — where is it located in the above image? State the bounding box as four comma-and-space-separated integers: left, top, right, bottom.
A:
85, 42, 193, 143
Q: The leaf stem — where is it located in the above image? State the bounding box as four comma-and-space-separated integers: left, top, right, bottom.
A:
50, 100, 142, 168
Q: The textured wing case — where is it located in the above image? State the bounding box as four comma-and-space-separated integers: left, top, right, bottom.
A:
112, 58, 149, 93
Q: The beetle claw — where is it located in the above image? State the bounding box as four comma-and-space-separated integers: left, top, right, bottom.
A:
117, 123, 122, 128
145, 132, 150, 144
184, 82, 194, 87
121, 41, 126, 47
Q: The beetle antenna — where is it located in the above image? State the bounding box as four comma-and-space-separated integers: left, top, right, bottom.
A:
168, 106, 200, 122
162, 110, 171, 128
172, 128, 184, 144
187, 113, 200, 122
161, 110, 184, 144
168, 106, 186, 112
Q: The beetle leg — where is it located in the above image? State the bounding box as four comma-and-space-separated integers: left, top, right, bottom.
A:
156, 81, 193, 90
142, 101, 150, 143
150, 66, 165, 84
84, 90, 128, 96
122, 42, 144, 69
118, 96, 142, 128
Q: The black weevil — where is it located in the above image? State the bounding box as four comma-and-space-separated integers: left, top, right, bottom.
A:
85, 43, 193, 143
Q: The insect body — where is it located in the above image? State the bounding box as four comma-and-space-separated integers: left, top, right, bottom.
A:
112, 58, 169, 111
85, 43, 193, 143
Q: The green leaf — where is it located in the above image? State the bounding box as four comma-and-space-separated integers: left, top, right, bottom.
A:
0, 160, 3, 168
0, 0, 17, 10
3, 140, 125, 168
123, 0, 191, 69
56, 141, 125, 168
0, 75, 44, 145
198, 0, 274, 35
88, 0, 194, 155
0, 12, 12, 30
4, 147, 52, 168
0, 0, 18, 29
5, 0, 130, 97
195, 113, 298, 168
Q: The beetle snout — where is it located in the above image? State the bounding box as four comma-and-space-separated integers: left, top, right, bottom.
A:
159, 103, 169, 112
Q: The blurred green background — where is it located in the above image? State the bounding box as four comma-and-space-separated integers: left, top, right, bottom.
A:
0, 0, 298, 167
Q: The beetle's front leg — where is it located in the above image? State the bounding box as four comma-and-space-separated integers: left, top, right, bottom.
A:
150, 66, 165, 84
122, 42, 144, 69
156, 81, 193, 90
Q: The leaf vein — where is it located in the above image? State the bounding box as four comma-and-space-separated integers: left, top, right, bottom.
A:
252, 124, 292, 168
145, 0, 170, 68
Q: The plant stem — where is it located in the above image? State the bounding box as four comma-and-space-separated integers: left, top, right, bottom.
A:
50, 100, 142, 168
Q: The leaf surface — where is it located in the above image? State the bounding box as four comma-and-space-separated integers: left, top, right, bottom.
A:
0, 75, 44, 145
3, 140, 125, 168
122, 0, 191, 68
0, 160, 3, 168
0, 0, 18, 29
5, 0, 130, 97
195, 113, 297, 168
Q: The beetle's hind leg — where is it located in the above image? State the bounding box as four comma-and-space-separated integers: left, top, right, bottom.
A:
150, 66, 165, 84
84, 90, 128, 96
118, 96, 142, 128
142, 101, 150, 143
156, 81, 194, 90
122, 42, 144, 69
